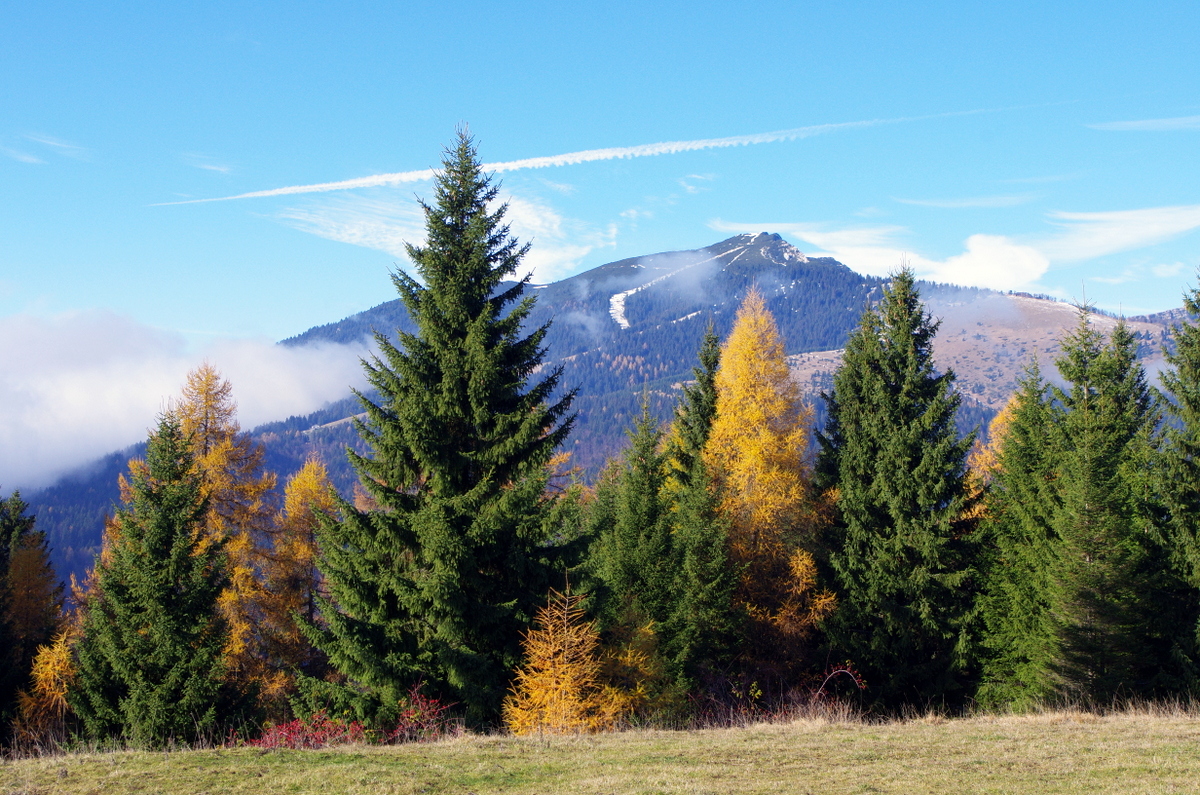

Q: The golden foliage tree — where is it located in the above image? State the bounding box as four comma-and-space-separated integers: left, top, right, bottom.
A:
13, 624, 79, 747
703, 289, 834, 671
503, 590, 610, 735
962, 396, 1018, 523
176, 363, 277, 691
256, 458, 336, 711
968, 396, 1017, 486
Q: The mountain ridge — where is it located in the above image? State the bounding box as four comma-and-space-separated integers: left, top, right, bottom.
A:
26, 233, 1178, 585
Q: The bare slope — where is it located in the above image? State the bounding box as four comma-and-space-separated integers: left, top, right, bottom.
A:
789, 293, 1170, 430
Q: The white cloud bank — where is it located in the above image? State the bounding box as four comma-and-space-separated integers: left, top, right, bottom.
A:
0, 311, 368, 492
710, 221, 1050, 291
714, 201, 1200, 292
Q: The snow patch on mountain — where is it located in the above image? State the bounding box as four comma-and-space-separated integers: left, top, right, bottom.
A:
608, 243, 752, 329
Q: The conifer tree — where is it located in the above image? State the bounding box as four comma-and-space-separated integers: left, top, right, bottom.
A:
1158, 282, 1200, 683
503, 589, 610, 735
705, 289, 831, 682
583, 330, 736, 692
0, 492, 61, 735
305, 132, 574, 727
665, 323, 721, 494
590, 399, 676, 632
816, 269, 976, 708
660, 326, 736, 687
976, 365, 1062, 707
1048, 313, 1174, 699
662, 471, 735, 688
14, 624, 79, 746
256, 458, 336, 713
176, 363, 277, 692
69, 414, 233, 746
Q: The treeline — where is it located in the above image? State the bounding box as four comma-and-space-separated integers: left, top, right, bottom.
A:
5, 134, 1199, 751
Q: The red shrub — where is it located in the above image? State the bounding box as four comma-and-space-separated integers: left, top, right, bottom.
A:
249, 711, 367, 750
245, 685, 456, 749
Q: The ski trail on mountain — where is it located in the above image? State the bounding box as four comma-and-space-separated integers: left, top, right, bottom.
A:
608, 243, 751, 329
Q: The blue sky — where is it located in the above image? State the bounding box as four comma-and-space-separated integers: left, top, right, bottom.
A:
2, 0, 1199, 487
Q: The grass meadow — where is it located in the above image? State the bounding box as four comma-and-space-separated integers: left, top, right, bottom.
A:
3, 705, 1199, 794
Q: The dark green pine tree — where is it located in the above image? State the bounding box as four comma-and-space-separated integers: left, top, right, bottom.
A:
662, 325, 736, 688
816, 269, 977, 709
589, 398, 676, 634
1157, 283, 1200, 687
665, 323, 721, 493
69, 413, 232, 747
1049, 312, 1180, 700
305, 132, 574, 728
976, 362, 1064, 708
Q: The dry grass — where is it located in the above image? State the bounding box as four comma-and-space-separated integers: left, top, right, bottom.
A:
3, 706, 1199, 794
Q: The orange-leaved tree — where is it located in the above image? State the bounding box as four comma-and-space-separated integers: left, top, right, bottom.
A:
962, 395, 1018, 524
503, 589, 612, 735
703, 288, 834, 677
176, 363, 277, 693
256, 457, 336, 714
13, 623, 79, 747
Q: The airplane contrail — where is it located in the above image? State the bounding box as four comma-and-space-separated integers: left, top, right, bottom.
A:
154, 107, 1018, 206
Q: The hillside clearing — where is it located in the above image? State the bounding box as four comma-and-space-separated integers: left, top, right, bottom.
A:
3, 710, 1198, 794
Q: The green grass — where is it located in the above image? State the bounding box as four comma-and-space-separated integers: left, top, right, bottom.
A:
3, 708, 1199, 794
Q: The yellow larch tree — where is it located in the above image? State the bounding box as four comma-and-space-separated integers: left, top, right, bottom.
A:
175, 363, 277, 693
703, 288, 834, 672
13, 623, 79, 747
255, 457, 336, 713
962, 395, 1018, 523
503, 590, 612, 735
968, 395, 1017, 485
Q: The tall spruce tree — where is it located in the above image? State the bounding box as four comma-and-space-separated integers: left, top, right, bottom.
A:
588, 398, 676, 632
305, 132, 574, 727
1158, 283, 1200, 686
665, 323, 721, 493
662, 326, 736, 687
816, 269, 976, 709
976, 363, 1063, 707
69, 413, 232, 747
1049, 312, 1178, 699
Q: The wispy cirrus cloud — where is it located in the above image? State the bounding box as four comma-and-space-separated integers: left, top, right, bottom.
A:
1089, 115, 1200, 131
278, 191, 616, 284
678, 173, 715, 194
1153, 262, 1187, 278
183, 152, 233, 173
25, 133, 89, 159
895, 194, 1035, 209
278, 196, 426, 258
1037, 204, 1200, 261
157, 105, 1029, 206
1, 145, 44, 164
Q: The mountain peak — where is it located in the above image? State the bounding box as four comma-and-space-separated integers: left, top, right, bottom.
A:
721, 232, 807, 265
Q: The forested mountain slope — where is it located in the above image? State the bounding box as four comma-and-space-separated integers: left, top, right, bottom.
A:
27, 233, 1175, 585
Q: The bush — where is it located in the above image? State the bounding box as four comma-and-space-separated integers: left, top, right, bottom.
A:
248, 684, 456, 749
